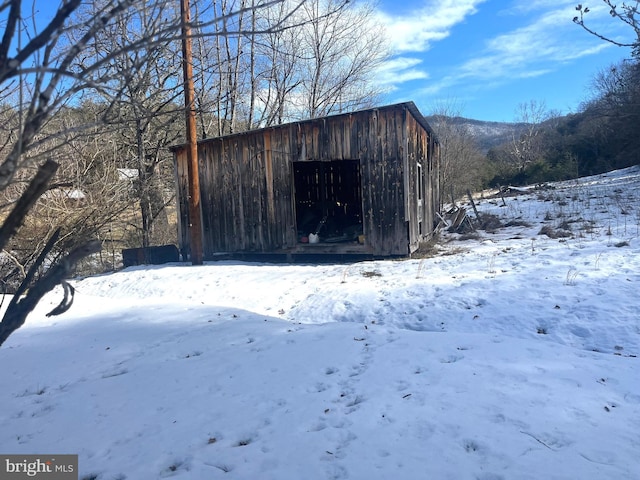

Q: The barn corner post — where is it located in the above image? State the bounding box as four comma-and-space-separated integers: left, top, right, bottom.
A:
180, 0, 204, 265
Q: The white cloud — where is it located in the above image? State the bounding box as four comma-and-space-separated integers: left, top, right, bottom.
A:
375, 0, 627, 110
376, 57, 429, 86
377, 0, 488, 53
422, 4, 614, 94
518, 68, 553, 79
373, 0, 488, 95
504, 0, 576, 15
466, 7, 612, 75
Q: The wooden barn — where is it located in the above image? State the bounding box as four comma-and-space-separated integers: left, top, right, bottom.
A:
171, 101, 440, 261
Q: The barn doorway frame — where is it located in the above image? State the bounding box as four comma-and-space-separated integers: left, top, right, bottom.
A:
292, 160, 364, 243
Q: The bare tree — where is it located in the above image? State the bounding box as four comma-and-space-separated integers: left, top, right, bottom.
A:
1, 101, 136, 284
192, 0, 249, 136
187, 0, 384, 131
249, 0, 305, 126
574, 3, 640, 170
0, 0, 138, 347
427, 100, 486, 204
510, 100, 552, 172
588, 59, 640, 115
74, 0, 184, 248
191, 0, 227, 137
287, 0, 389, 119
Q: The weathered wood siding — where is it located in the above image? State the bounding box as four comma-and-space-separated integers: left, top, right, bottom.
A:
174, 102, 439, 258
403, 111, 440, 252
359, 106, 407, 254
195, 131, 295, 255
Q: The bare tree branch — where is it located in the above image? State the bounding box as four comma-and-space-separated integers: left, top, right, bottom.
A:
0, 159, 58, 251
4, 0, 83, 80
46, 281, 75, 317
1, 248, 26, 280
0, 0, 20, 68
0, 233, 100, 347
574, 2, 639, 51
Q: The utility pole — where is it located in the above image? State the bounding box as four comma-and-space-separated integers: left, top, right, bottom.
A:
180, 0, 204, 265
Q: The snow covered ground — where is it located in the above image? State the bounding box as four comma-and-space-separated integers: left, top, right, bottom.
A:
1, 167, 639, 480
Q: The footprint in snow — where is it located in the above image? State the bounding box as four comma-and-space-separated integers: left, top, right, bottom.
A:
440, 354, 464, 364
100, 367, 129, 379
322, 463, 348, 480
475, 474, 505, 480
344, 394, 366, 412
308, 420, 327, 432
396, 380, 410, 392
309, 382, 330, 393
463, 439, 483, 453
348, 363, 366, 377
624, 393, 640, 404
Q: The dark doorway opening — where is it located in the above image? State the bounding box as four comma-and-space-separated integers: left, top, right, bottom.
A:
293, 160, 363, 243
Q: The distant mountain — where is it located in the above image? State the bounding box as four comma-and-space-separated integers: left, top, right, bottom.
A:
424, 115, 528, 153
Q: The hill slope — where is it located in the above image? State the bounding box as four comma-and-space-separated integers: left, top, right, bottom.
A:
425, 115, 526, 151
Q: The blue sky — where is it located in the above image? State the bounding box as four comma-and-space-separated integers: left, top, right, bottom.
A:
22, 0, 635, 123
374, 0, 636, 122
